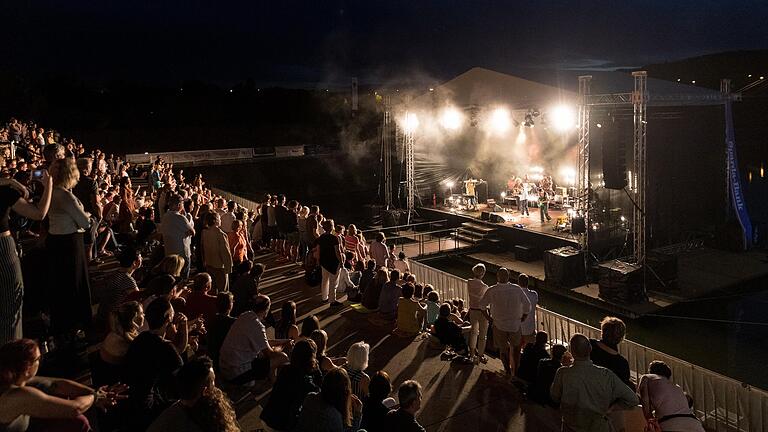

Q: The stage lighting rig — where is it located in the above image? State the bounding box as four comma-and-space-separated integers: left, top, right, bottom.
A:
440, 107, 463, 131
488, 107, 511, 135
550, 105, 577, 132
403, 112, 419, 133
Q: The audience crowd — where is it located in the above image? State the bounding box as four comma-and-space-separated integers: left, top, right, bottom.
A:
0, 117, 704, 432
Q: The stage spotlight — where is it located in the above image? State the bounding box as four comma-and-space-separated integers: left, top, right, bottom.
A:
446, 180, 455, 188
550, 105, 576, 132
523, 113, 534, 128
440, 107, 463, 131
596, 123, 602, 128
500, 192, 507, 198
489, 107, 511, 135
403, 112, 419, 133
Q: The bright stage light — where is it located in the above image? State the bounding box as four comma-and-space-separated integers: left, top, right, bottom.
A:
500, 192, 507, 198
559, 166, 576, 185
403, 113, 419, 133
446, 180, 455, 188
440, 107, 464, 131
488, 107, 511, 135
550, 105, 576, 132
531, 166, 544, 173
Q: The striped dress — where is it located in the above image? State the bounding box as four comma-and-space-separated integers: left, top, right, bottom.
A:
0, 185, 24, 346
343, 365, 368, 399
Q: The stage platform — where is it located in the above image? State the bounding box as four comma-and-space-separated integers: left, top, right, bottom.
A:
417, 205, 768, 318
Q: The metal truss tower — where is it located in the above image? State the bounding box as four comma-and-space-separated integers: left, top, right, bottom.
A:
404, 110, 416, 222
577, 75, 592, 251
381, 95, 394, 209
632, 71, 648, 265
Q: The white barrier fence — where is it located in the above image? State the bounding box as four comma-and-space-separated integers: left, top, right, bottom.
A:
409, 260, 768, 432
125, 145, 305, 166
209, 187, 261, 213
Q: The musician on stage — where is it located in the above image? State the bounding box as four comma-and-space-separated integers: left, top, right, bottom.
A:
519, 176, 531, 216
463, 178, 482, 211
538, 187, 552, 223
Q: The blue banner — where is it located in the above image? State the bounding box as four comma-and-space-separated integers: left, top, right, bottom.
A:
725, 101, 752, 249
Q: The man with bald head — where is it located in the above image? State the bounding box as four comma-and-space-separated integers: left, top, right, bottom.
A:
478, 267, 531, 376
551, 333, 638, 432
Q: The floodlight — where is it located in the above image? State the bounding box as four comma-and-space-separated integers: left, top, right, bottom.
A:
446, 180, 455, 188
550, 105, 576, 132
500, 191, 507, 198
440, 107, 463, 131
488, 107, 511, 135
516, 127, 526, 145
403, 113, 419, 133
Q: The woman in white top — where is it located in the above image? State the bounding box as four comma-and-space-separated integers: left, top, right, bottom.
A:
46, 158, 93, 338
467, 263, 489, 364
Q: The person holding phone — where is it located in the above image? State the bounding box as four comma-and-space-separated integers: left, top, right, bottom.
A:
0, 172, 52, 346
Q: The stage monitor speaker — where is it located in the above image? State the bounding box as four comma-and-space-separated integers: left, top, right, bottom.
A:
480, 211, 491, 221
571, 217, 586, 234
597, 260, 645, 304
489, 212, 512, 223
601, 113, 628, 190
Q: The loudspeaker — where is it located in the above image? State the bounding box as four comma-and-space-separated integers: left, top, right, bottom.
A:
544, 247, 586, 288
571, 217, 586, 234
489, 212, 512, 223
480, 211, 490, 221
601, 113, 628, 190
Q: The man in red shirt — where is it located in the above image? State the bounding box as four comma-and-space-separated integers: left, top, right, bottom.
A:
183, 273, 218, 324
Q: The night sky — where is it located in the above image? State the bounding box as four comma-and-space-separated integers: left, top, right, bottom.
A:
3, 0, 767, 86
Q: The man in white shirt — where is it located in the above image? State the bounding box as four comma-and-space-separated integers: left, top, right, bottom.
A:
518, 274, 539, 346
467, 263, 489, 364
219, 200, 236, 234
551, 334, 638, 432
159, 194, 195, 279
219, 294, 291, 384
369, 232, 389, 268
478, 267, 531, 376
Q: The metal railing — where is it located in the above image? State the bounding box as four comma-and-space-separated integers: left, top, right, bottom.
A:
361, 220, 448, 237
209, 187, 261, 213
367, 227, 472, 258
409, 261, 768, 432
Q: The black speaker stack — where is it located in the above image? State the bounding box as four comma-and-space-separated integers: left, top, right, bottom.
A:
544, 247, 586, 288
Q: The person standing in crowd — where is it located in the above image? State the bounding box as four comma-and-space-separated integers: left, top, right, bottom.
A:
226, 220, 249, 266
47, 158, 93, 340
260, 339, 324, 431
159, 194, 195, 280
202, 212, 233, 293
478, 267, 531, 376
467, 263, 489, 364
283, 200, 300, 262
218, 200, 236, 234
148, 356, 240, 432
638, 361, 705, 432
219, 294, 291, 384
393, 251, 410, 274
384, 380, 426, 432
518, 274, 539, 346
0, 175, 51, 346
317, 219, 344, 307
116, 176, 136, 234
293, 367, 363, 432
72, 157, 101, 263
369, 232, 388, 268
591, 316, 634, 391
551, 334, 638, 432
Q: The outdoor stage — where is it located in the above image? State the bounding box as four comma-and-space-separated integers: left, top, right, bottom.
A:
417, 204, 768, 318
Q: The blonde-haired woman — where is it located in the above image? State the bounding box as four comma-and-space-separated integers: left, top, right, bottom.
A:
47, 157, 93, 338
343, 341, 371, 399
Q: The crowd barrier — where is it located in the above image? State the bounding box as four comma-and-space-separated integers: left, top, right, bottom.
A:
209, 187, 261, 213
409, 260, 768, 432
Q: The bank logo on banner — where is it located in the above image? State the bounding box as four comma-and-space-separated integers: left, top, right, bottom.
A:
725, 101, 752, 249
